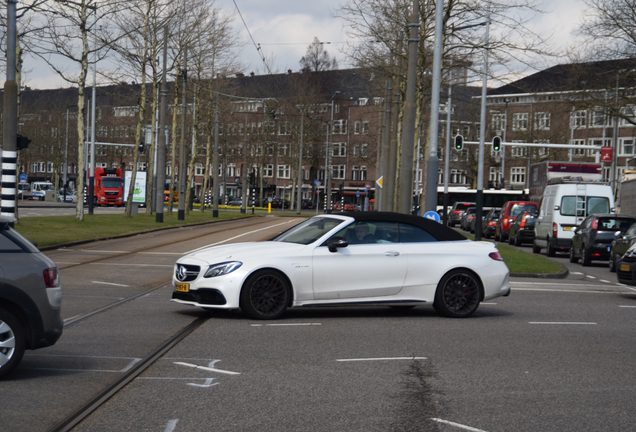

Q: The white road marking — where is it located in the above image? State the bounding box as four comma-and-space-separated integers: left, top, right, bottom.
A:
586, 275, 596, 279
138, 252, 184, 255
336, 357, 427, 362
529, 322, 597, 325
481, 302, 497, 305
174, 361, 240, 375
511, 282, 613, 287
187, 378, 219, 388
600, 280, 611, 283
92, 281, 130, 287
89, 263, 174, 267
164, 420, 179, 432
431, 418, 489, 432
251, 323, 322, 327
616, 284, 636, 292
619, 305, 636, 308
80, 250, 128, 253
513, 288, 626, 294
185, 220, 299, 254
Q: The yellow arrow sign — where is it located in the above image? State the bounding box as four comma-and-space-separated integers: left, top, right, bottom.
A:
376, 176, 383, 188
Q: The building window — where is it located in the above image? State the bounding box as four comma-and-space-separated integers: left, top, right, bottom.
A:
362, 121, 369, 134
137, 162, 147, 171
588, 138, 611, 156
113, 106, 139, 117
619, 138, 635, 156
96, 162, 107, 168
277, 164, 291, 179
354, 121, 361, 134
331, 164, 346, 180
511, 145, 527, 158
619, 106, 636, 126
227, 163, 236, 177
361, 144, 368, 157
512, 113, 528, 131
47, 162, 55, 173
352, 166, 359, 180
278, 143, 289, 157
571, 139, 586, 157
491, 114, 505, 134
590, 107, 609, 127
331, 142, 346, 157
195, 163, 204, 176
450, 169, 466, 184
263, 164, 274, 178
332, 120, 347, 134
570, 110, 587, 128
489, 167, 502, 183
534, 112, 551, 130
510, 167, 526, 184
278, 121, 291, 135
360, 166, 367, 181
353, 145, 360, 158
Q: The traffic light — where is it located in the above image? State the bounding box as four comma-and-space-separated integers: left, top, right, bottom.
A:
249, 171, 255, 186
17, 134, 31, 150
138, 141, 145, 153
454, 134, 463, 151
492, 136, 502, 152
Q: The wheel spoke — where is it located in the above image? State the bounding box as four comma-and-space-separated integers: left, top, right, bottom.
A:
250, 275, 286, 316
443, 274, 479, 314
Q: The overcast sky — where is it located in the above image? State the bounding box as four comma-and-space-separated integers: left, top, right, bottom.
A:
22, 0, 587, 90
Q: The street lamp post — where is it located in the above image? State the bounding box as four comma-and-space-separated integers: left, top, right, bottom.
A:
325, 91, 340, 213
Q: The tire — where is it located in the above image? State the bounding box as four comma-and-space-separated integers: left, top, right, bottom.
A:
514, 233, 522, 247
433, 269, 481, 318
0, 308, 26, 379
582, 247, 592, 266
546, 237, 556, 257
508, 232, 514, 245
532, 241, 541, 254
484, 230, 490, 239
569, 247, 579, 263
494, 230, 500, 242
240, 270, 290, 320
609, 253, 616, 272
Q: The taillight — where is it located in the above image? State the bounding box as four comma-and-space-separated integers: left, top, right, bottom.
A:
488, 221, 495, 226
552, 222, 558, 237
43, 268, 60, 288
592, 219, 598, 229
489, 251, 504, 261
454, 210, 461, 214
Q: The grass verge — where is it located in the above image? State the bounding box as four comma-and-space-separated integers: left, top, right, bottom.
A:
14, 210, 257, 248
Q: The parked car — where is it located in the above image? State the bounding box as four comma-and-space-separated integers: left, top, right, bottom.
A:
301, 199, 314, 209
0, 216, 63, 378
609, 222, 636, 272
460, 207, 476, 231
495, 201, 539, 242
227, 198, 243, 206
448, 202, 475, 227
56, 189, 77, 203
482, 208, 501, 239
171, 212, 510, 319
616, 243, 636, 285
270, 198, 290, 209
570, 214, 636, 266
334, 202, 356, 211
508, 207, 539, 246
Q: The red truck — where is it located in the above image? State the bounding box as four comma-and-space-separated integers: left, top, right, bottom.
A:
94, 167, 124, 206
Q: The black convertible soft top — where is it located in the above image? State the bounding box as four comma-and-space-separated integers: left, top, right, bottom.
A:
339, 211, 467, 241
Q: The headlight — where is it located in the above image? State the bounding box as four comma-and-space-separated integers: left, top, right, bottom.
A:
204, 261, 242, 278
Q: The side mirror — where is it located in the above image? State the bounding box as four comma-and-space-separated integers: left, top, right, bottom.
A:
554, 205, 560, 211
327, 236, 348, 253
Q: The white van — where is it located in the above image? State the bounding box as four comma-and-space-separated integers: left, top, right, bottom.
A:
533, 182, 615, 256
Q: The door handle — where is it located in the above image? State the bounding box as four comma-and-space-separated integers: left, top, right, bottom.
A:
385, 251, 400, 256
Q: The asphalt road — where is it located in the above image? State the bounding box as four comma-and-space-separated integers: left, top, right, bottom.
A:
2, 215, 636, 432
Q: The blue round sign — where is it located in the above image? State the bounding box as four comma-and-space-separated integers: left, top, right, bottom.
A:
19, 173, 26, 182
423, 211, 441, 223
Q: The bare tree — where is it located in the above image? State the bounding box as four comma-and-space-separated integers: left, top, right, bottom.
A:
576, 0, 636, 60
300, 37, 339, 72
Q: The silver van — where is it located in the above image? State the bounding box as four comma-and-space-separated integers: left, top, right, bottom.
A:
533, 182, 615, 256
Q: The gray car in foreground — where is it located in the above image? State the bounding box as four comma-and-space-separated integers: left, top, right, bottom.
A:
0, 216, 63, 378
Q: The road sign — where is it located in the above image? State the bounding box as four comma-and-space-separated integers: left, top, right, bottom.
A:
356, 190, 360, 197
19, 173, 26, 182
423, 211, 441, 223
314, 179, 321, 187
366, 183, 371, 189
376, 176, 383, 188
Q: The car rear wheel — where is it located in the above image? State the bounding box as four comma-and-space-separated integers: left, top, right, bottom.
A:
433, 269, 481, 318
532, 240, 541, 254
569, 247, 578, 263
546, 237, 556, 257
0, 308, 26, 379
582, 247, 592, 266
514, 233, 522, 246
240, 270, 290, 320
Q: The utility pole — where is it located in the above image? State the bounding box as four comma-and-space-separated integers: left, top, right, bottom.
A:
423, 0, 444, 215
380, 73, 392, 211
1, 0, 18, 221
88, 4, 97, 215
212, 88, 220, 218
178, 46, 187, 221
296, 110, 305, 215
387, 34, 403, 212
398, 0, 419, 215
155, 27, 168, 223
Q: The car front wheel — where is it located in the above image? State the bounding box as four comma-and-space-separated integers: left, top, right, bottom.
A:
433, 269, 481, 318
609, 253, 616, 272
0, 308, 26, 379
240, 270, 290, 320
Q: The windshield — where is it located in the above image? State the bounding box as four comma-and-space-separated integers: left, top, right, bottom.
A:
103, 179, 122, 189
596, 218, 636, 231
561, 196, 610, 216
270, 217, 345, 245
37, 183, 55, 191
510, 203, 537, 218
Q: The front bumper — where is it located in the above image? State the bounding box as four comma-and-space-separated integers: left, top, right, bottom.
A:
617, 258, 636, 285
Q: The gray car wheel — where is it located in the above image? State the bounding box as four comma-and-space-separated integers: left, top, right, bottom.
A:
433, 269, 481, 318
0, 308, 26, 379
240, 270, 290, 320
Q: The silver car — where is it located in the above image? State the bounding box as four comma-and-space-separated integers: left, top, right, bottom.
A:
0, 216, 63, 378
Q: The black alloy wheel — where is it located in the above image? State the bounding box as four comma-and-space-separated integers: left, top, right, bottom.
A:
609, 252, 616, 272
433, 269, 481, 318
240, 270, 290, 320
0, 308, 26, 379
569, 247, 579, 263
582, 246, 592, 266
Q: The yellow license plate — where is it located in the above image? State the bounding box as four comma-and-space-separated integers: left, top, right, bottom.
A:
175, 282, 189, 293
563, 226, 572, 231
621, 264, 630, 272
